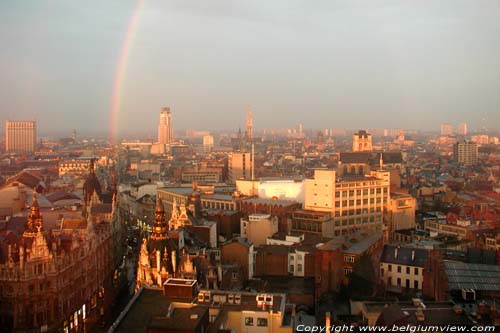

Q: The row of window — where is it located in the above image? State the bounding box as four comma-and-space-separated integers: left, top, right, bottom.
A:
336, 188, 388, 197
335, 198, 387, 206
334, 216, 382, 226
383, 265, 420, 275
245, 317, 268, 327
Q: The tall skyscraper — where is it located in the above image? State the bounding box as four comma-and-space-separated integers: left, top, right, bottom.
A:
5, 120, 36, 153
440, 123, 453, 136
352, 130, 372, 152
457, 123, 468, 136
245, 106, 253, 139
157, 107, 173, 144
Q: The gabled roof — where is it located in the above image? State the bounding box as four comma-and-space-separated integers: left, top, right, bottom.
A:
5, 171, 44, 190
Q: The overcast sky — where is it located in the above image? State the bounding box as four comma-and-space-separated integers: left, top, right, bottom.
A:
1, 0, 500, 136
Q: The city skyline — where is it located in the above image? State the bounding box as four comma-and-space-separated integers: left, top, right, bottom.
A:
1, 0, 500, 136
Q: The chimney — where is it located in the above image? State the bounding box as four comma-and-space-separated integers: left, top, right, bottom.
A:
412, 250, 415, 261
325, 312, 331, 333
394, 247, 398, 259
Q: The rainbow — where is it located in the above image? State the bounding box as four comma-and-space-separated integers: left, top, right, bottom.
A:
109, 0, 146, 143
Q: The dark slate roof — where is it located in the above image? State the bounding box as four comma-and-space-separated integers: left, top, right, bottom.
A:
444, 261, 500, 291
379, 152, 403, 164
380, 245, 429, 267
6, 171, 44, 189
339, 152, 372, 164
46, 191, 81, 203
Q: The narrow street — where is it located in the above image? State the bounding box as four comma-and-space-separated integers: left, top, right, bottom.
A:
84, 242, 138, 332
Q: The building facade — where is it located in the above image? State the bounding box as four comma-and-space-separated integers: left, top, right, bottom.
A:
352, 130, 372, 152
380, 245, 429, 292
453, 141, 478, 166
228, 152, 252, 183
5, 120, 36, 153
304, 169, 390, 236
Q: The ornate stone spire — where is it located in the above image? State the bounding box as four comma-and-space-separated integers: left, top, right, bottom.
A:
25, 194, 43, 235
151, 197, 168, 241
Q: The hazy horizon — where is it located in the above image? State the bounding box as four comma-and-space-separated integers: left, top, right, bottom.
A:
1, 0, 500, 136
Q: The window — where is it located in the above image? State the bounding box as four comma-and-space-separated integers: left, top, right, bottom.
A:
414, 268, 419, 275
290, 265, 294, 272
257, 318, 268, 327
344, 256, 355, 263
397, 278, 401, 287
406, 267, 410, 274
388, 265, 392, 272
344, 267, 353, 275
380, 268, 384, 277
414, 280, 419, 289
297, 264, 303, 272
245, 317, 254, 326
406, 279, 410, 289
397, 266, 401, 273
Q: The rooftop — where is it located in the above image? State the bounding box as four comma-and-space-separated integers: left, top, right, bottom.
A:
444, 261, 500, 291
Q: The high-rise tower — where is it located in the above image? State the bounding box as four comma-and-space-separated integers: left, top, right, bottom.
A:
158, 107, 173, 144
245, 106, 253, 139
5, 120, 36, 153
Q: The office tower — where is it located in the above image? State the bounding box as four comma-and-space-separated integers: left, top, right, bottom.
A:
440, 123, 453, 136
352, 130, 372, 152
228, 152, 252, 183
158, 107, 173, 144
203, 134, 214, 152
457, 123, 468, 136
454, 141, 478, 166
245, 106, 253, 139
5, 120, 36, 153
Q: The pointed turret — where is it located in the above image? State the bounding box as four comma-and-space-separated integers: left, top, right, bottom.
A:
151, 197, 168, 241
25, 194, 43, 235
83, 158, 102, 204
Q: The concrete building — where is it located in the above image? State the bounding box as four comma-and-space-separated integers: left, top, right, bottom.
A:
457, 122, 468, 136
240, 214, 278, 247
387, 192, 416, 240
441, 123, 453, 136
352, 130, 372, 152
158, 107, 173, 144
5, 120, 36, 153
221, 238, 255, 280
202, 134, 214, 152
228, 152, 252, 183
304, 169, 390, 235
453, 140, 478, 166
